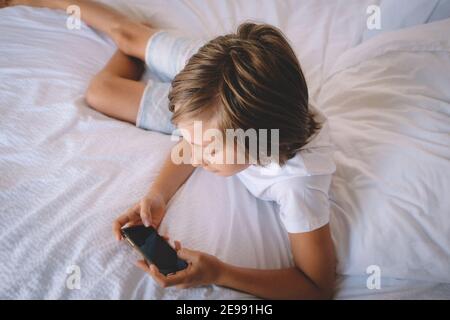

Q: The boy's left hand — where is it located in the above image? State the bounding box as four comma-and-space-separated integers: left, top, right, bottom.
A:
135, 241, 225, 289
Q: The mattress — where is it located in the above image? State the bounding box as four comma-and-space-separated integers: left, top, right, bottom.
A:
0, 0, 449, 299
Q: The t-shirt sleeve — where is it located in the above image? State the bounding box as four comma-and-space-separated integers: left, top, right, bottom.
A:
145, 31, 204, 82
266, 175, 333, 233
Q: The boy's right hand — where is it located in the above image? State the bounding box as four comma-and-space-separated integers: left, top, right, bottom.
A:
113, 191, 167, 241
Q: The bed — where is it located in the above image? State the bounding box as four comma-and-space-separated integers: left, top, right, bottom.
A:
0, 0, 449, 299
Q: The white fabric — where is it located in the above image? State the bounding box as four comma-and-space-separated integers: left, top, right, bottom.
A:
139, 31, 203, 133
335, 275, 450, 300
322, 19, 450, 283
1, 1, 450, 299
144, 30, 203, 82
363, 0, 450, 42
267, 175, 333, 233
136, 80, 176, 134
237, 107, 336, 233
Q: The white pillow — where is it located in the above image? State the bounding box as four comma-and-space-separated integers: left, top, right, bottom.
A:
363, 0, 450, 41
320, 19, 450, 283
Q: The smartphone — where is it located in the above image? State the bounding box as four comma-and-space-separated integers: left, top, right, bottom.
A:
121, 225, 188, 276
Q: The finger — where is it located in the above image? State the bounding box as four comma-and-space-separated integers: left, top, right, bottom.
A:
165, 268, 192, 286
127, 207, 143, 225
162, 235, 180, 252
135, 261, 170, 288
112, 220, 124, 241
136, 260, 190, 288
177, 248, 196, 262
113, 205, 138, 240
148, 264, 175, 288
174, 241, 182, 251
150, 263, 192, 288
140, 200, 152, 227
177, 283, 192, 290
141, 22, 153, 29
135, 260, 151, 273
112, 213, 131, 240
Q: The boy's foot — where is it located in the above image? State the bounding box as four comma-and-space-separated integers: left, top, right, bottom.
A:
0, 0, 11, 8
0, 0, 33, 9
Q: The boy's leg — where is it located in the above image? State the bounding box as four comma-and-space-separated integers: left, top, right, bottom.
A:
3, 0, 175, 128
8, 0, 155, 60
87, 51, 177, 134
86, 50, 145, 124
6, 0, 205, 81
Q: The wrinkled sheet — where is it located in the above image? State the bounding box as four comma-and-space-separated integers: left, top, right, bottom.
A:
1, 1, 449, 299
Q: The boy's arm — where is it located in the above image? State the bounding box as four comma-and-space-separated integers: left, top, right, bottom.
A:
142, 223, 336, 300
149, 138, 196, 204
113, 139, 194, 238
217, 224, 336, 299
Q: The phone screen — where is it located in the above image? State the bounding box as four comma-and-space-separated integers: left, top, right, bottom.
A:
121, 225, 188, 275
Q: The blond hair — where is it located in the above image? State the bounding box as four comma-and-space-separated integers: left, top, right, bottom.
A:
168, 22, 320, 165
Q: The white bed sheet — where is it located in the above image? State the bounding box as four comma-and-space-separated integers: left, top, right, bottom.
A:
324, 18, 450, 283
335, 276, 450, 300
0, 1, 449, 299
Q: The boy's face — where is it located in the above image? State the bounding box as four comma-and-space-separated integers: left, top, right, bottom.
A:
176, 120, 250, 177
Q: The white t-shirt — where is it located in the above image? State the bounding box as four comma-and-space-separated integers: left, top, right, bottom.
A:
236, 106, 336, 233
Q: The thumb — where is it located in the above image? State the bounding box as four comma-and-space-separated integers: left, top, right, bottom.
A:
140, 200, 152, 227
177, 248, 196, 262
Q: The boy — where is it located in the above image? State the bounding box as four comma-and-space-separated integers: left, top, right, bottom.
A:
3, 0, 337, 299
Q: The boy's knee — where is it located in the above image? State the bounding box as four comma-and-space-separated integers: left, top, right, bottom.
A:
85, 75, 113, 112
111, 21, 142, 56
111, 20, 151, 59
112, 28, 133, 56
